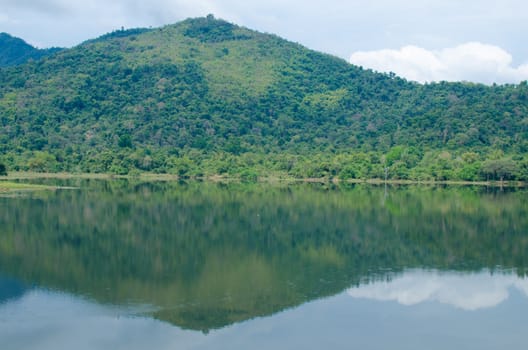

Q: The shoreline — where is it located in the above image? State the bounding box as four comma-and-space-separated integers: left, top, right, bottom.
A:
0, 181, 63, 192
2, 172, 526, 188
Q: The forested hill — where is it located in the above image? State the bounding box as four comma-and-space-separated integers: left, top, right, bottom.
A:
0, 16, 527, 180
0, 33, 61, 67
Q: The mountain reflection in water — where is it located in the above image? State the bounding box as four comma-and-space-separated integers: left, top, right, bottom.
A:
0, 180, 527, 335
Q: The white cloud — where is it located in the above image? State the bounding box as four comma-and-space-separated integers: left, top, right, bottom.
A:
348, 270, 528, 310
350, 42, 528, 84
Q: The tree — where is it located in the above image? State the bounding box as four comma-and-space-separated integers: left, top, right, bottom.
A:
28, 152, 58, 173
481, 159, 518, 182
118, 134, 133, 148
0, 163, 7, 176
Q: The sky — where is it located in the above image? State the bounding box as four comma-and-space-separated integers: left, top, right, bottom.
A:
1, 0, 528, 84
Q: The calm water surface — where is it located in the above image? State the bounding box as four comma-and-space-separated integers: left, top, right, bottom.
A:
0, 180, 527, 349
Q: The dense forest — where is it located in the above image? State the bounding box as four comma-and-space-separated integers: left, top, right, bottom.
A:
0, 16, 527, 181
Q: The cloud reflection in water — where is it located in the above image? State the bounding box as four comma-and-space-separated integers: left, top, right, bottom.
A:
348, 270, 528, 310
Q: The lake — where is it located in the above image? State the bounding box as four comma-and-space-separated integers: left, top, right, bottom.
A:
1, 180, 527, 349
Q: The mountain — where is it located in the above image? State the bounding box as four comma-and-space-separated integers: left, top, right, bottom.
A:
0, 16, 527, 180
0, 33, 61, 67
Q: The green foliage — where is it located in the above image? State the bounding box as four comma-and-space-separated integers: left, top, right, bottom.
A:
239, 169, 258, 182
183, 15, 251, 43
27, 151, 58, 173
0, 162, 6, 176
339, 164, 359, 180
481, 158, 519, 181
385, 146, 404, 165
86, 28, 150, 44
0, 17, 527, 180
118, 134, 133, 148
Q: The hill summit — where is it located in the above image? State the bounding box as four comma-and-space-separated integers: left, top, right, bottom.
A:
0, 16, 527, 180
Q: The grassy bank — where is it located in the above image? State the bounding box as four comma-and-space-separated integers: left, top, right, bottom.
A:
0, 181, 58, 192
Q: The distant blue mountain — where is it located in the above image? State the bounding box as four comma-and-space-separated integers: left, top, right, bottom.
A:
0, 32, 62, 67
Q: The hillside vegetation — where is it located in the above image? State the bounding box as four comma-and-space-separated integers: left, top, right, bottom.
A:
0, 16, 527, 180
